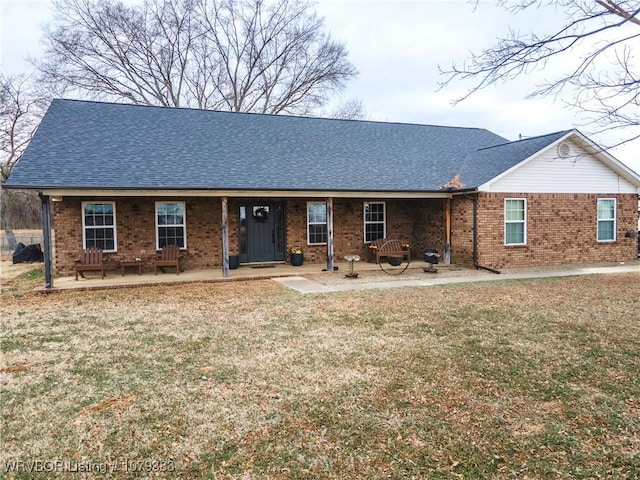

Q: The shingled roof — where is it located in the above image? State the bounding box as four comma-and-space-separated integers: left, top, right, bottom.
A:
6, 99, 571, 192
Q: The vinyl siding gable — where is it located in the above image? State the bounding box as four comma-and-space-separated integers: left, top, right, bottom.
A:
479, 139, 638, 194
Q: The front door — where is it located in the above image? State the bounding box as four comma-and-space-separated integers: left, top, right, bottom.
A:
241, 203, 285, 263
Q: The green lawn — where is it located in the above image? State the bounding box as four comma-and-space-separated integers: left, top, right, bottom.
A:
1, 270, 639, 479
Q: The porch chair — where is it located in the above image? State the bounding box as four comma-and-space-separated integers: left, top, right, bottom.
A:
154, 244, 181, 275
74, 246, 105, 280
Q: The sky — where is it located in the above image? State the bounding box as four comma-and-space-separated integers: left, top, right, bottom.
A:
1, 0, 639, 174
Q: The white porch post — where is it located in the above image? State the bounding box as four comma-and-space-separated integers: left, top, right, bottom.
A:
326, 197, 334, 272
221, 196, 229, 278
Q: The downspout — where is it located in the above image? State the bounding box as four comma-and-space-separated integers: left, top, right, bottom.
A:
38, 192, 54, 288
462, 192, 500, 274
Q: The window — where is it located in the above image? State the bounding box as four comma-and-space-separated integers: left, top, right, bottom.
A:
82, 202, 117, 252
597, 198, 616, 242
156, 202, 186, 249
364, 202, 385, 243
307, 202, 327, 245
504, 198, 526, 245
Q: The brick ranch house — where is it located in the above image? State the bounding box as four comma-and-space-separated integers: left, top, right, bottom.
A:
5, 99, 640, 288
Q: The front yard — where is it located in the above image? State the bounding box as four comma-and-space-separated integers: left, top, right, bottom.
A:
1, 267, 639, 478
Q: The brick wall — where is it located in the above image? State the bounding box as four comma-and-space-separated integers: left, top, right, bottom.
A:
53, 197, 232, 276
52, 193, 637, 276
450, 195, 475, 267
52, 196, 446, 275
476, 193, 638, 269
52, 199, 84, 277
285, 198, 445, 264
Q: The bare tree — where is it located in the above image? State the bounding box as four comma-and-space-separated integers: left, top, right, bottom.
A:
1, 75, 49, 250
328, 98, 366, 120
440, 0, 640, 145
37, 0, 357, 115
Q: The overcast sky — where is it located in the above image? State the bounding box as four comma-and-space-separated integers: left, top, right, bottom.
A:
2, 0, 639, 174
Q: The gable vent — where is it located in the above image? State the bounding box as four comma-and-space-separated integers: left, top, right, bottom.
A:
557, 142, 571, 158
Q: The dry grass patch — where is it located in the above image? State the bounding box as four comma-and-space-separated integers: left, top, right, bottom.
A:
0, 362, 29, 374
0, 258, 44, 297
1, 273, 639, 478
78, 394, 137, 416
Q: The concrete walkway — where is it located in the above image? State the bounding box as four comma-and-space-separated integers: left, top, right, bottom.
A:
273, 263, 640, 294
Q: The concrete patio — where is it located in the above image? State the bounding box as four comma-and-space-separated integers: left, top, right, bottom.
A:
36, 259, 639, 293
41, 259, 438, 291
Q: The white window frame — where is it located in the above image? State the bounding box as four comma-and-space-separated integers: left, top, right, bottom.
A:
597, 198, 616, 242
504, 198, 527, 246
307, 202, 328, 245
363, 201, 386, 243
155, 201, 187, 250
81, 201, 117, 252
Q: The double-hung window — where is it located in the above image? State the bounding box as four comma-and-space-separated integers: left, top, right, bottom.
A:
156, 202, 186, 249
364, 202, 385, 243
307, 202, 327, 245
597, 198, 616, 242
82, 202, 117, 252
504, 198, 526, 245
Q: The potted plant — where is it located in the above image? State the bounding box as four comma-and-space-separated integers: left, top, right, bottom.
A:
290, 246, 304, 266
228, 253, 240, 269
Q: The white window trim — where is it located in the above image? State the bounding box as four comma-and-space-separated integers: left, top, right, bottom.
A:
307, 201, 327, 246
504, 198, 527, 246
363, 201, 386, 243
81, 201, 117, 252
155, 201, 187, 250
597, 198, 617, 243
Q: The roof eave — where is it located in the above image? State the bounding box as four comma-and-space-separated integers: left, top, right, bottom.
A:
34, 187, 455, 199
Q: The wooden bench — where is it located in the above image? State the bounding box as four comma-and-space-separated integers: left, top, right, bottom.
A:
371, 238, 411, 274
75, 246, 105, 280
154, 244, 181, 275
372, 238, 409, 263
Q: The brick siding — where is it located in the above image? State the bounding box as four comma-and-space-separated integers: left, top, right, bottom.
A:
53, 197, 230, 276
285, 198, 445, 264
52, 196, 445, 276
51, 193, 636, 276
451, 192, 638, 270
450, 195, 475, 268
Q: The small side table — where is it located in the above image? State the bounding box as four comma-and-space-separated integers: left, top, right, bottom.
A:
121, 260, 142, 276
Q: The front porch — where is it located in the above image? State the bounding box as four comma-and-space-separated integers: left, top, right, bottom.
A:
41, 259, 454, 291
43, 193, 455, 283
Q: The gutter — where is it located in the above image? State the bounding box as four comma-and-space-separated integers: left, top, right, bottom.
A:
461, 192, 501, 274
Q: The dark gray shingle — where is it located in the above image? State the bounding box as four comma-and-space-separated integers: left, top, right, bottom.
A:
6, 99, 565, 192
